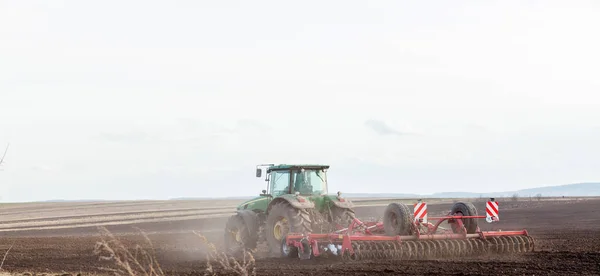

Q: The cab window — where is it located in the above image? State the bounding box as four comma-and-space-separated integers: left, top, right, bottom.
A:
270, 170, 290, 196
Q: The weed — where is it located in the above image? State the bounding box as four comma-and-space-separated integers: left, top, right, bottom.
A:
93, 227, 256, 276
193, 231, 256, 276
93, 226, 164, 276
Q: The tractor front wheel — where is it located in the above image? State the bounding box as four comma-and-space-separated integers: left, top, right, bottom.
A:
223, 214, 258, 257
265, 201, 313, 256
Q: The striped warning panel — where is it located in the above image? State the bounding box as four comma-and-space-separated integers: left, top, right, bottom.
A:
486, 200, 499, 222
413, 201, 427, 223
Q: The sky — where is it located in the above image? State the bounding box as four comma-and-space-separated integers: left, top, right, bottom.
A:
1, 0, 600, 202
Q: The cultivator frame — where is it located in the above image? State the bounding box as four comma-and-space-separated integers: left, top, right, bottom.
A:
282, 199, 535, 260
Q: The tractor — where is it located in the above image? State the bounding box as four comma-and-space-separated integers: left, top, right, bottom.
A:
223, 164, 355, 256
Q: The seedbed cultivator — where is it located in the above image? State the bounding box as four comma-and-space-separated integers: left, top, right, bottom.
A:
282, 199, 535, 260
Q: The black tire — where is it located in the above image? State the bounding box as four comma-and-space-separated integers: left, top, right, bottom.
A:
383, 203, 413, 236
265, 201, 313, 256
223, 214, 258, 256
329, 206, 356, 228
449, 202, 478, 234
280, 234, 299, 258
298, 237, 312, 260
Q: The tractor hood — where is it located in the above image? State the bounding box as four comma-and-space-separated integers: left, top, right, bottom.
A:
303, 193, 355, 211
320, 194, 355, 209
235, 193, 354, 212
236, 196, 269, 211
278, 194, 316, 209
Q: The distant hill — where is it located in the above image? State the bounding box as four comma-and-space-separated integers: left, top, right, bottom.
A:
339, 193, 421, 198
511, 182, 600, 197
25, 182, 600, 203
169, 196, 255, 200
111, 182, 600, 201
344, 182, 600, 198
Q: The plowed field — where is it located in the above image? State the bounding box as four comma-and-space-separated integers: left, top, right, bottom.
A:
0, 198, 599, 275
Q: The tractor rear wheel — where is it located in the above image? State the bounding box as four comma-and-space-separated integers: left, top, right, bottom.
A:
265, 201, 313, 256
223, 214, 258, 256
329, 206, 356, 229
383, 203, 413, 236
449, 202, 478, 234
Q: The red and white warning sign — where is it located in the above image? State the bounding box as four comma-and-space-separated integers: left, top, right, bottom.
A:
486, 200, 499, 223
413, 201, 427, 223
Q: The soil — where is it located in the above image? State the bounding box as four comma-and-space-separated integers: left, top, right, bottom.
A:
0, 199, 599, 275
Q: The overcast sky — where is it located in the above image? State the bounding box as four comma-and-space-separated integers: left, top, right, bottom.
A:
1, 1, 599, 202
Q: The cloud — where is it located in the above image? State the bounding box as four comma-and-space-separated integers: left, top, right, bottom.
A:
177, 118, 271, 133
235, 119, 271, 132
176, 118, 232, 134
90, 119, 271, 148
30, 164, 53, 171
464, 124, 490, 134
364, 119, 413, 136
94, 131, 153, 143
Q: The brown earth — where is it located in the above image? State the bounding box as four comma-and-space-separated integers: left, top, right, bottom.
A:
0, 198, 599, 275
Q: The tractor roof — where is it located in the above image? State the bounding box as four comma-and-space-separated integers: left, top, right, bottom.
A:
266, 164, 330, 172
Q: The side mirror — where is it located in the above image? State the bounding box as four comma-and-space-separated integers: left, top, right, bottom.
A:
256, 168, 262, 177
260, 190, 272, 197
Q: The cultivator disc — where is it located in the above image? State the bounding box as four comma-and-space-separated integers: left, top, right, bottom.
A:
339, 235, 536, 261
283, 199, 536, 261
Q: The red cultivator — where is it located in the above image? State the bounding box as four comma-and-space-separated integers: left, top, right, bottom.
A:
282, 199, 535, 260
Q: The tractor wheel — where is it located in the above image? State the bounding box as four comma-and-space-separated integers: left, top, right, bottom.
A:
449, 202, 478, 234
383, 203, 413, 236
265, 201, 313, 256
329, 206, 356, 229
223, 214, 258, 256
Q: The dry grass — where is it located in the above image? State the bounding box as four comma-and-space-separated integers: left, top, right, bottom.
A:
93, 226, 164, 276
0, 242, 14, 271
93, 226, 255, 276
193, 231, 256, 276
0, 243, 15, 271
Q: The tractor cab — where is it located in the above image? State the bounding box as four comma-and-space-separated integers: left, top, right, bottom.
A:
256, 164, 329, 197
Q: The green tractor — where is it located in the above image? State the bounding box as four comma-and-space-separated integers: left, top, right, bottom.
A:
223, 164, 356, 257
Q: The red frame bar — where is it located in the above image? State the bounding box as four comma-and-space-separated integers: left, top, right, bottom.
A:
285, 230, 528, 242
